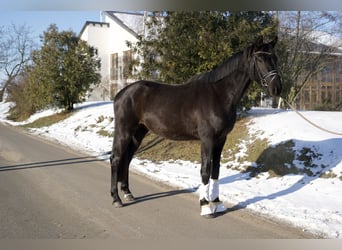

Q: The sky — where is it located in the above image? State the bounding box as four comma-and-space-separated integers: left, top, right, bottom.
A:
1, 0, 342, 11
0, 11, 101, 45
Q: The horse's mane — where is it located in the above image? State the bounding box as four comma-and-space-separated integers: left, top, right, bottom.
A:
188, 44, 254, 83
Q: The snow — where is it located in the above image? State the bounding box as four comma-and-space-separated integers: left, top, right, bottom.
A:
1, 100, 342, 238
308, 30, 342, 51
112, 12, 145, 36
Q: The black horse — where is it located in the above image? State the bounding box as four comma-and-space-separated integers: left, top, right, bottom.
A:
110, 36, 282, 217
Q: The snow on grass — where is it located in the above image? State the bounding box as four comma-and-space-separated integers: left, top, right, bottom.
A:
1, 100, 342, 238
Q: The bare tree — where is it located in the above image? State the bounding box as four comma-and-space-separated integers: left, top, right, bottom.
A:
0, 23, 35, 102
277, 11, 342, 106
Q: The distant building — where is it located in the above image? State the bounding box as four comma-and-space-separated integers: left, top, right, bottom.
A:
297, 32, 342, 110
259, 31, 342, 110
298, 56, 342, 111
80, 11, 146, 100
81, 13, 342, 110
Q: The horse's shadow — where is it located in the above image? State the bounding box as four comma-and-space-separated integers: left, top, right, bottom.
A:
123, 187, 229, 218
121, 188, 196, 207
220, 138, 342, 212
0, 155, 106, 172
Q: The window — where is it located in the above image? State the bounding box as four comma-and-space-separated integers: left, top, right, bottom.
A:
123, 50, 133, 79
336, 61, 341, 82
321, 63, 333, 83
336, 85, 341, 103
304, 90, 310, 103
321, 85, 326, 101
311, 86, 317, 103
110, 53, 118, 80
326, 85, 333, 100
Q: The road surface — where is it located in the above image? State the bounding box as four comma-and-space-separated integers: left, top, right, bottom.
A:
0, 122, 316, 238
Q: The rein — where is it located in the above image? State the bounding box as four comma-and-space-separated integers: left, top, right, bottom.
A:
283, 98, 342, 136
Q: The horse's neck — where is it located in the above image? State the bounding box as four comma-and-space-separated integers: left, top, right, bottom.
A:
212, 69, 251, 108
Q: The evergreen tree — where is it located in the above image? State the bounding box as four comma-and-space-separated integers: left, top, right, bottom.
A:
128, 11, 278, 110
29, 24, 101, 111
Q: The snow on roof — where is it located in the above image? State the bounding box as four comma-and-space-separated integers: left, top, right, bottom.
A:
307, 30, 342, 51
105, 11, 145, 37
281, 28, 342, 55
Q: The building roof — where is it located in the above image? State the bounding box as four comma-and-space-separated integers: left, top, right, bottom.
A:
104, 11, 145, 38
280, 28, 342, 56
79, 11, 145, 38
79, 21, 109, 37
308, 30, 342, 51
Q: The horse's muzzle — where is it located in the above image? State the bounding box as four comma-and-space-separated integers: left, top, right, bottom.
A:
269, 78, 282, 97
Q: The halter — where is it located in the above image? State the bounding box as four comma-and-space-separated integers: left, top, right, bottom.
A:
252, 51, 278, 88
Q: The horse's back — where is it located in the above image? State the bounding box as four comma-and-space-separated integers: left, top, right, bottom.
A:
113, 80, 164, 120
114, 80, 197, 108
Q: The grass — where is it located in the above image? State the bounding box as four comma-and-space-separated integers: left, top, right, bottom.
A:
136, 133, 201, 163
137, 116, 341, 181
320, 170, 337, 179
221, 119, 271, 167
20, 109, 342, 181
244, 140, 297, 178
22, 111, 73, 128
136, 117, 260, 164
97, 128, 114, 137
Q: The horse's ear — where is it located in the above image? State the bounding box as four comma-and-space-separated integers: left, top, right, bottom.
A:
269, 36, 278, 48
255, 36, 264, 49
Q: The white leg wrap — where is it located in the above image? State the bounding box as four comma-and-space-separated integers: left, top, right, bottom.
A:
200, 204, 216, 216
200, 201, 227, 216
211, 201, 227, 213
199, 183, 210, 201
209, 179, 219, 201
123, 193, 134, 201
200, 180, 227, 216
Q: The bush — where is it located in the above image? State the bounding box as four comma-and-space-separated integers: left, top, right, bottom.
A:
7, 71, 53, 121
7, 76, 35, 121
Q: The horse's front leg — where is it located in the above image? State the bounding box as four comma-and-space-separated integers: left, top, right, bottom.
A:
199, 137, 227, 217
209, 137, 228, 214
199, 139, 215, 218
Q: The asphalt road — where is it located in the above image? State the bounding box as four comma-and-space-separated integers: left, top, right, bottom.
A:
0, 122, 316, 238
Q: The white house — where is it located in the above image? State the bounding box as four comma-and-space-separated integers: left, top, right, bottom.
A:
80, 11, 146, 100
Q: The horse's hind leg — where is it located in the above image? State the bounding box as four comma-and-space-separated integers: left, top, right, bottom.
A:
110, 128, 133, 208
120, 124, 148, 201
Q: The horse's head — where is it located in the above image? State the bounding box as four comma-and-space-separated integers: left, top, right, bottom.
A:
250, 36, 282, 97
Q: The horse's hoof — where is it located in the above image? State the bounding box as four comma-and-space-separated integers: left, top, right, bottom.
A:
124, 193, 135, 202
200, 203, 215, 217
200, 200, 227, 218
113, 200, 123, 208
211, 201, 227, 214
202, 213, 216, 219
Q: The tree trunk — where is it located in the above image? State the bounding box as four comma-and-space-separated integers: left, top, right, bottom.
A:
0, 80, 10, 102
0, 89, 4, 102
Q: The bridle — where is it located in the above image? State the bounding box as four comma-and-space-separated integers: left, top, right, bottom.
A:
252, 51, 279, 88
260, 70, 278, 88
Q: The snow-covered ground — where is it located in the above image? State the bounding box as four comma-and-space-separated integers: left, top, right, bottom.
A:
1, 100, 342, 238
